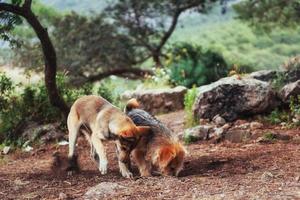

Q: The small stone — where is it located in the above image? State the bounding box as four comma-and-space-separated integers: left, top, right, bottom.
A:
84, 182, 126, 200
183, 125, 214, 142
213, 115, 226, 126
2, 146, 11, 155
250, 122, 263, 130
58, 192, 68, 200
261, 171, 274, 181
295, 176, 300, 182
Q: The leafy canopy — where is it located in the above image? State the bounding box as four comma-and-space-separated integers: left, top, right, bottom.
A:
234, 0, 300, 30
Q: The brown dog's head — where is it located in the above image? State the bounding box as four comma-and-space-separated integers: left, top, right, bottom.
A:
154, 142, 186, 176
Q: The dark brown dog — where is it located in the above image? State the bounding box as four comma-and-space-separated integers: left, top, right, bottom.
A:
125, 99, 186, 176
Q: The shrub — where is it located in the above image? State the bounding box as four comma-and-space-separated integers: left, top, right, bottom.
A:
166, 43, 229, 88
96, 84, 114, 103
0, 72, 115, 145
184, 86, 198, 128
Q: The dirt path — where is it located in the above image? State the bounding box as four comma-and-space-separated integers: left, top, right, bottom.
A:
0, 111, 300, 200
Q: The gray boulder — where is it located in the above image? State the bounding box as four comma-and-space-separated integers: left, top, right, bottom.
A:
122, 86, 187, 114
279, 80, 300, 103
193, 76, 278, 121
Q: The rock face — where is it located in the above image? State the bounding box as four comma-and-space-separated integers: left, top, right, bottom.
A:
279, 80, 300, 103
83, 182, 126, 200
193, 76, 278, 121
122, 86, 187, 114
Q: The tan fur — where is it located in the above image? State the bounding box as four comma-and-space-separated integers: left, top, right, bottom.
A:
67, 95, 150, 178
126, 99, 186, 177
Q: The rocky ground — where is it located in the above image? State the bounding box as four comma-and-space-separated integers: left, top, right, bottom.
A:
0, 111, 300, 200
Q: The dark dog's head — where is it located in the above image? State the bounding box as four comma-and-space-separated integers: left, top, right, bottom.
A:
153, 142, 186, 176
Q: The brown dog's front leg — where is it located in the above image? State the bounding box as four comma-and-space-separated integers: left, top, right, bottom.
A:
66, 154, 79, 175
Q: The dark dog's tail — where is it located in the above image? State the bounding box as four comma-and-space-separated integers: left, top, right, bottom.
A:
125, 98, 140, 113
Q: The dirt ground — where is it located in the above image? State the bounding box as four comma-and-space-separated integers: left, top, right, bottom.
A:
0, 111, 300, 200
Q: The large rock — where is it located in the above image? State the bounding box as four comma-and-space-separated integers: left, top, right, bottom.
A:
279, 80, 300, 103
83, 182, 126, 200
193, 76, 278, 121
122, 86, 187, 114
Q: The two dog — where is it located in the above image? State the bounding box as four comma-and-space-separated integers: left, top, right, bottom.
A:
66, 95, 185, 178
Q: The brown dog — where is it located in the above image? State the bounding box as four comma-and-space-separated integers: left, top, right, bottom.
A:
125, 99, 186, 176
67, 95, 150, 178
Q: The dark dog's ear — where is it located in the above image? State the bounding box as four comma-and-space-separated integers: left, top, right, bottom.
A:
136, 126, 151, 136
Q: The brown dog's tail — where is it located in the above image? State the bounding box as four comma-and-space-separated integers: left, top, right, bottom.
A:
125, 98, 140, 113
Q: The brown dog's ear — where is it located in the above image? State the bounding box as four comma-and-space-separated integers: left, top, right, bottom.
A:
158, 146, 176, 167
136, 126, 151, 136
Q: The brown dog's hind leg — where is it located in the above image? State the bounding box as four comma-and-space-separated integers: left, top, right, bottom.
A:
66, 109, 81, 175
66, 154, 79, 175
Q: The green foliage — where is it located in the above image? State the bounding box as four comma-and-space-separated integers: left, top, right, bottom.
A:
234, 0, 300, 30
262, 132, 277, 141
265, 108, 290, 125
167, 43, 228, 88
265, 95, 300, 127
0, 72, 115, 144
184, 86, 198, 128
271, 72, 286, 91
96, 84, 114, 103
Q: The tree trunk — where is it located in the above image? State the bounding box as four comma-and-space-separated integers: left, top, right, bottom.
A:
153, 52, 162, 68
0, 1, 69, 117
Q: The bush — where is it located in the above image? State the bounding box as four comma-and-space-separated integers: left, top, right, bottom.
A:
0, 72, 115, 145
166, 43, 229, 88
184, 86, 198, 128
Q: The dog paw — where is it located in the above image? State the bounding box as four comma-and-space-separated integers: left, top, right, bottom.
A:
66, 164, 79, 176
99, 160, 108, 175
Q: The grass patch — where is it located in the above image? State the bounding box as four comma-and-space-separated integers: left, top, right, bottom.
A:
184, 86, 198, 128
